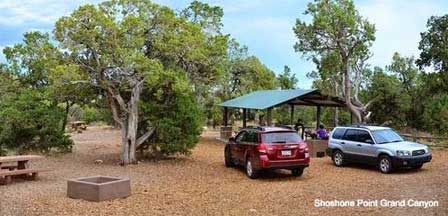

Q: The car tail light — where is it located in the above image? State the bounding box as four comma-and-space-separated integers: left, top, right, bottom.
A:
299, 142, 309, 152
257, 143, 267, 154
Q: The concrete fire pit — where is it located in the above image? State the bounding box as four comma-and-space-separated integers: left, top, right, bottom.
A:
67, 176, 131, 202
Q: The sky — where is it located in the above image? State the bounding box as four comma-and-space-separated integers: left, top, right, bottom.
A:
0, 0, 447, 88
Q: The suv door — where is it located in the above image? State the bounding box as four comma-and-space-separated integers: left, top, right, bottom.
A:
354, 130, 377, 164
244, 130, 259, 159
329, 128, 346, 150
341, 129, 362, 160
234, 131, 247, 164
342, 129, 375, 162
239, 130, 258, 159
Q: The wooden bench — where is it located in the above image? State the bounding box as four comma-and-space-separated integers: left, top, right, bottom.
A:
0, 155, 50, 185
0, 168, 51, 185
1, 165, 18, 171
71, 121, 87, 133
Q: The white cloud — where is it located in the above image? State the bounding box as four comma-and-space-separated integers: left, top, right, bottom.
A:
1, 0, 446, 87
358, 0, 448, 67
0, 0, 103, 26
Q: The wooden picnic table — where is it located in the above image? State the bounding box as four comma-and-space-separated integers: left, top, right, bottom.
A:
71, 121, 87, 131
0, 155, 48, 185
0, 155, 43, 169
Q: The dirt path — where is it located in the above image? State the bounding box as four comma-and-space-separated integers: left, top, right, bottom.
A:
0, 127, 447, 216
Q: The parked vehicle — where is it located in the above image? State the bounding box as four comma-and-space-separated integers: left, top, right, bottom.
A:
224, 127, 310, 179
326, 125, 432, 173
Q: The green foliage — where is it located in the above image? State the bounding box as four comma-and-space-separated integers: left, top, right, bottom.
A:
294, 0, 375, 58
3, 31, 61, 88
422, 95, 448, 135
180, 0, 224, 34
218, 39, 277, 100
81, 106, 111, 124
277, 65, 298, 90
273, 66, 299, 125
363, 67, 407, 127
142, 71, 203, 156
416, 15, 448, 99
294, 0, 376, 122
417, 15, 448, 74
0, 32, 76, 154
0, 88, 73, 154
52, 0, 229, 160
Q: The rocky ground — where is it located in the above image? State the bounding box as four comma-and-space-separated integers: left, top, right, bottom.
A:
0, 126, 447, 216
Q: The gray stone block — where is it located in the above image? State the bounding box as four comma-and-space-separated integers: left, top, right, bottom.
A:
67, 176, 131, 202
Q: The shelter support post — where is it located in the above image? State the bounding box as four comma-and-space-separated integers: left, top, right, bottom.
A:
333, 107, 338, 127
242, 108, 247, 128
223, 107, 228, 126
290, 105, 295, 125
316, 106, 321, 129
267, 108, 273, 126
350, 111, 353, 124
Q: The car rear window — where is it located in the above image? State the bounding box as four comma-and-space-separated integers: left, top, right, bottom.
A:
331, 128, 346, 139
261, 132, 302, 144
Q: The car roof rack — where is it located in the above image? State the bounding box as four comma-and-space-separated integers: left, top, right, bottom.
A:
276, 125, 294, 130
345, 123, 381, 128
245, 125, 263, 131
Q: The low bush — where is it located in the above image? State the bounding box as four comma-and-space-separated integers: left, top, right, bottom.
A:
141, 71, 203, 157
0, 90, 73, 154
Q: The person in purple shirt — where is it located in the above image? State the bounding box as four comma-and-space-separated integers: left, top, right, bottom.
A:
316, 124, 329, 140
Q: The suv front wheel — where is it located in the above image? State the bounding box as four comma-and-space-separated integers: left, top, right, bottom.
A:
224, 147, 234, 167
332, 150, 345, 167
378, 155, 393, 174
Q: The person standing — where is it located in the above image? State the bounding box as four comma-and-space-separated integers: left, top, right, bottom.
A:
294, 118, 305, 139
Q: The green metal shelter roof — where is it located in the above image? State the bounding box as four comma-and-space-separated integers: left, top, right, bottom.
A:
219, 89, 319, 110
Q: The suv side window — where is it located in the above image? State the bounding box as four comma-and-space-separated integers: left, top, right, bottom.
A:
357, 130, 374, 143
343, 129, 373, 143
343, 129, 358, 141
242, 131, 258, 143
236, 131, 247, 142
332, 128, 346, 139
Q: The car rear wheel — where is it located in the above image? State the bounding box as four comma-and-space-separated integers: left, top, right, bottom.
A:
246, 158, 259, 179
291, 168, 304, 177
332, 150, 345, 167
224, 147, 234, 167
378, 155, 393, 174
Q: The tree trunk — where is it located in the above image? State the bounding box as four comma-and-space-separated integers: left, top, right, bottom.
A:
61, 100, 71, 133
343, 60, 363, 123
106, 80, 152, 165
121, 116, 130, 164
333, 107, 339, 127
126, 80, 143, 164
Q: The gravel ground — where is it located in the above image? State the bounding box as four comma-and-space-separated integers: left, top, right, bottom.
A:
0, 126, 447, 216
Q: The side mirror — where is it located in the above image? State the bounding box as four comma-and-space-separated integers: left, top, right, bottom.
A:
365, 139, 374, 144
229, 137, 236, 143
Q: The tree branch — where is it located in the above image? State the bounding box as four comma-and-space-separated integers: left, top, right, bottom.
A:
107, 87, 130, 113
106, 92, 123, 127
364, 95, 380, 109
136, 127, 155, 147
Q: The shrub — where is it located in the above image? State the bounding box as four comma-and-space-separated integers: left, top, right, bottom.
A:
0, 90, 73, 153
141, 71, 203, 157
82, 106, 108, 124
423, 95, 448, 135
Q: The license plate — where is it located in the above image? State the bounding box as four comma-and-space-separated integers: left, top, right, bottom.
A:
281, 150, 292, 156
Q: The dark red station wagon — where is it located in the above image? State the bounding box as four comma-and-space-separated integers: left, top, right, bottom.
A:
224, 127, 310, 178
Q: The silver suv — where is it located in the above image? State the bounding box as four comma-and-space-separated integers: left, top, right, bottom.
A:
326, 125, 432, 173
